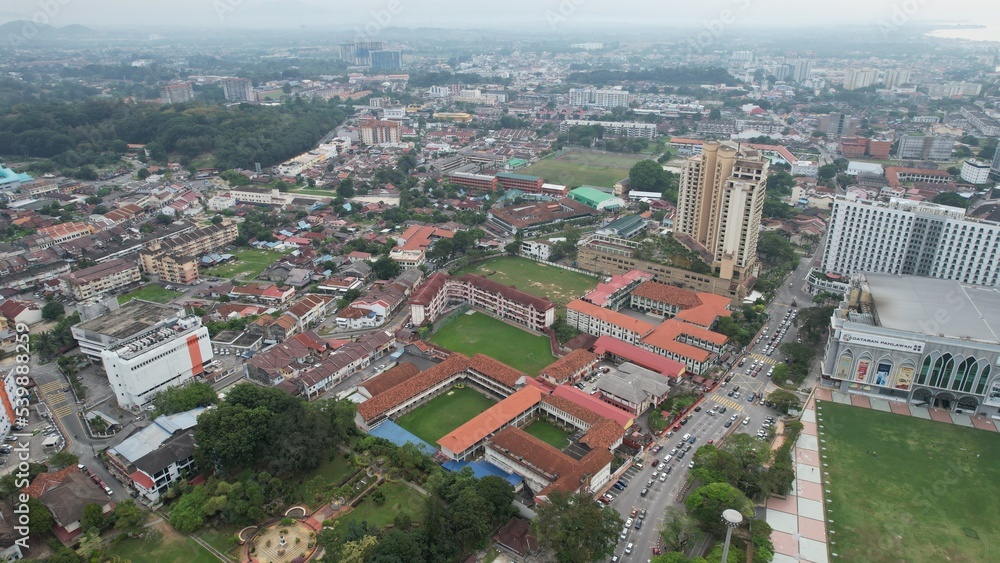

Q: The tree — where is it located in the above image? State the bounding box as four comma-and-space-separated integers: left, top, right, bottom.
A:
532, 491, 622, 563
81, 503, 105, 532
42, 300, 65, 321
137, 167, 151, 180
684, 482, 753, 536
368, 529, 427, 563
660, 506, 699, 552
47, 451, 79, 470
76, 528, 102, 559
341, 535, 379, 562
27, 497, 54, 536
371, 255, 402, 280
629, 159, 668, 192
152, 381, 218, 416
817, 164, 838, 180
757, 232, 797, 267
156, 213, 173, 225
769, 389, 802, 413
111, 499, 146, 532
932, 191, 970, 209
709, 108, 722, 120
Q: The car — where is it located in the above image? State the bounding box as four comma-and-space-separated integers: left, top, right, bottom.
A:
640, 488, 649, 497
743, 418, 750, 425
663, 455, 672, 463
652, 445, 662, 454
727, 391, 734, 397
684, 444, 692, 452
653, 547, 662, 555
708, 439, 715, 445
651, 459, 660, 467
625, 543, 634, 555
620, 528, 628, 540
733, 392, 740, 399
659, 472, 667, 482
634, 519, 643, 530
639, 509, 647, 519
652, 471, 659, 479
707, 408, 716, 415
724, 421, 733, 428
104, 486, 113, 496
738, 358, 746, 367
720, 381, 727, 388
664, 466, 673, 475
612, 555, 621, 562
625, 518, 633, 528
677, 450, 686, 460
688, 461, 695, 469
613, 482, 625, 491
689, 436, 697, 444
694, 405, 702, 412
616, 479, 628, 488
730, 414, 739, 421
669, 448, 678, 456
733, 385, 740, 392
719, 406, 727, 413
682, 433, 691, 442
748, 394, 756, 402
646, 479, 654, 488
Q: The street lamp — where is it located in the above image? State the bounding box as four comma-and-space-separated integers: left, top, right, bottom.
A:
720, 509, 744, 563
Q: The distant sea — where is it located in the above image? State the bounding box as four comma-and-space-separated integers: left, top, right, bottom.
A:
927, 25, 1000, 42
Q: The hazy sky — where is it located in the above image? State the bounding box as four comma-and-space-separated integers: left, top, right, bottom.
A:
0, 0, 992, 30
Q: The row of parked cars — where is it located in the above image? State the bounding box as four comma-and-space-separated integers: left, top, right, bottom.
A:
79, 464, 114, 496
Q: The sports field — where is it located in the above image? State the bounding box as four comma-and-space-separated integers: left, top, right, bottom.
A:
455, 256, 598, 307
118, 285, 182, 305
200, 249, 288, 281
396, 386, 496, 445
524, 419, 571, 449
819, 401, 1000, 562
523, 148, 648, 188
430, 311, 555, 376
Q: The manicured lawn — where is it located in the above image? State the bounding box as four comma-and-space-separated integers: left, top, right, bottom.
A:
106, 520, 218, 563
293, 454, 356, 500
339, 480, 427, 528
430, 311, 556, 376
454, 256, 598, 307
196, 525, 240, 557
396, 385, 496, 445
523, 148, 647, 188
819, 401, 1000, 563
201, 249, 288, 281
118, 284, 182, 305
524, 419, 571, 449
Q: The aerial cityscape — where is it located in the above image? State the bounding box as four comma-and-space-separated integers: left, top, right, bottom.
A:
0, 1, 998, 562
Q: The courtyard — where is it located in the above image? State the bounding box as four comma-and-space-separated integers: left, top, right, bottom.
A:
454, 256, 598, 308
396, 385, 497, 446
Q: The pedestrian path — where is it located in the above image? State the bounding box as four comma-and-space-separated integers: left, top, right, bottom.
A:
766, 393, 828, 563
812, 388, 999, 432
705, 394, 745, 413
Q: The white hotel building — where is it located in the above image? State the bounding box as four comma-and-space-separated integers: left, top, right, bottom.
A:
820, 195, 1000, 288
72, 300, 213, 408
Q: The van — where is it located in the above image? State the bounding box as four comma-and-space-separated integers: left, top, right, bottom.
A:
681, 433, 691, 442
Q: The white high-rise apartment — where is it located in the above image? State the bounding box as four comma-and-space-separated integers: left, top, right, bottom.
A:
822, 195, 1000, 287
843, 68, 878, 90
568, 88, 630, 108
675, 142, 769, 282
222, 77, 255, 102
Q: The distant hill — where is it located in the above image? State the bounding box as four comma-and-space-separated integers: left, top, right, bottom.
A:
0, 20, 95, 43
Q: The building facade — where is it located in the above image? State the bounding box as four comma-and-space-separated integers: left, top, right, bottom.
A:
823, 273, 1000, 416
160, 81, 194, 104
675, 142, 769, 282
66, 258, 141, 301
222, 77, 255, 102
821, 195, 1000, 287
567, 88, 630, 108
409, 273, 556, 331
960, 159, 992, 184
139, 222, 238, 284
896, 135, 955, 161
359, 119, 402, 145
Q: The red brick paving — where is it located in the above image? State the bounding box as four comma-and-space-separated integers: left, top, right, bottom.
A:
889, 401, 911, 416
850, 395, 872, 408
814, 388, 833, 401
928, 408, 953, 424
971, 416, 998, 432
797, 515, 828, 542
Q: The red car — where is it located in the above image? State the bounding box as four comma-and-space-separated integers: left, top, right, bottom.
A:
651, 459, 660, 467
653, 547, 661, 555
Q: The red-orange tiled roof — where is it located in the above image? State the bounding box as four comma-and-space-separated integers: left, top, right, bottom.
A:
567, 299, 655, 336
357, 353, 471, 422
438, 386, 543, 454
630, 281, 703, 309
360, 362, 421, 397
469, 353, 527, 387
540, 349, 596, 383
488, 426, 614, 499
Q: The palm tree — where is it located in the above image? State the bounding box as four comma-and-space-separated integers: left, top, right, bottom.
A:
33, 331, 56, 361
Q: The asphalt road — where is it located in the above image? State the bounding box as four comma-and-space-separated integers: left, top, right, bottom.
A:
605, 242, 828, 561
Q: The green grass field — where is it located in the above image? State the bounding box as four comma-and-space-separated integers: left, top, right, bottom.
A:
430, 311, 556, 376
106, 520, 218, 563
454, 256, 598, 307
523, 148, 648, 188
341, 481, 427, 527
524, 419, 571, 449
819, 401, 1000, 563
118, 285, 182, 305
201, 249, 288, 281
293, 455, 356, 501
396, 385, 497, 445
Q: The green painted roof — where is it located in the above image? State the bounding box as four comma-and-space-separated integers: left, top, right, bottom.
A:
568, 187, 614, 203
497, 172, 542, 182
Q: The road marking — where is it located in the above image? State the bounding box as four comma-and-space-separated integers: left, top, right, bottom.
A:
52, 405, 74, 418
40, 381, 63, 393
749, 353, 777, 365
707, 395, 745, 412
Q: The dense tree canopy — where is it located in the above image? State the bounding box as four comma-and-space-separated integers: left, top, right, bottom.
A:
533, 491, 622, 563
152, 381, 218, 416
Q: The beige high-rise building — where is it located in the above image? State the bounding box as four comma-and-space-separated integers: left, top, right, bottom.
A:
674, 142, 769, 282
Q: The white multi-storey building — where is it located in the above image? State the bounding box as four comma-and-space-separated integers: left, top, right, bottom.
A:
559, 119, 656, 139
961, 159, 992, 184
821, 195, 1000, 287
568, 88, 630, 108
72, 300, 213, 408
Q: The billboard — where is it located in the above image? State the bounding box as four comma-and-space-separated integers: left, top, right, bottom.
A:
856, 359, 871, 383
874, 362, 892, 386
842, 331, 924, 354
895, 366, 914, 391
836, 353, 853, 379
